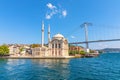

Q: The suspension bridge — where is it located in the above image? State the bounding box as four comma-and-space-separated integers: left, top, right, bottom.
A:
69, 39, 120, 44
68, 22, 120, 52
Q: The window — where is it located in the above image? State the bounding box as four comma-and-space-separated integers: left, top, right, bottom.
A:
55, 44, 57, 48
59, 44, 61, 48
52, 44, 54, 48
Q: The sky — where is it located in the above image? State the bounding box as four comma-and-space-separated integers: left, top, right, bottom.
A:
0, 0, 120, 49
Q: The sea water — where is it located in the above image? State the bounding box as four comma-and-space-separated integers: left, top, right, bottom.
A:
0, 53, 120, 80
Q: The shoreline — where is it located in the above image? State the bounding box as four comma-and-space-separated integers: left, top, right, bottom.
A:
0, 53, 99, 59
0, 56, 77, 59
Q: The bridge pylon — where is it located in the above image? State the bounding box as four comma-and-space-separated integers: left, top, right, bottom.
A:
81, 22, 92, 53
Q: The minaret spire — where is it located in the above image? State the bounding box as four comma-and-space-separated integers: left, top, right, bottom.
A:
48, 24, 51, 42
41, 21, 44, 47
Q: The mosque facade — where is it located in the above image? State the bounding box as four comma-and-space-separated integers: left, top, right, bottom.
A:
32, 22, 69, 57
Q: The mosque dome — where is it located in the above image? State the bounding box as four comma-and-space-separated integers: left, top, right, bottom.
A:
53, 33, 65, 40
53, 33, 64, 38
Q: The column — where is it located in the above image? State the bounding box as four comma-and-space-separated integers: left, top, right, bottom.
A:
57, 42, 59, 56
40, 48, 41, 57
62, 42, 64, 56
49, 43, 51, 56
50, 44, 52, 56
54, 43, 55, 56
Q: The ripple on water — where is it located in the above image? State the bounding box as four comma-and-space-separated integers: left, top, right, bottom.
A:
1, 53, 120, 80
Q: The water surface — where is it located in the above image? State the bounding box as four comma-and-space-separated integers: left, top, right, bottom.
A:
0, 53, 120, 80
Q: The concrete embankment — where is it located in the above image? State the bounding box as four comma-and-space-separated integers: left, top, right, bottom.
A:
0, 53, 99, 59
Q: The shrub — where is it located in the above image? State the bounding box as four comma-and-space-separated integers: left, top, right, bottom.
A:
0, 45, 9, 56
80, 50, 86, 55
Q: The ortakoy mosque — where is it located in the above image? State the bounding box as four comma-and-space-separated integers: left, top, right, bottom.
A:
32, 22, 69, 57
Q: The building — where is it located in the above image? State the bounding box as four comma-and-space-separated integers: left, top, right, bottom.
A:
32, 22, 69, 57
8, 44, 32, 56
9, 45, 20, 55
48, 33, 69, 56
69, 46, 84, 51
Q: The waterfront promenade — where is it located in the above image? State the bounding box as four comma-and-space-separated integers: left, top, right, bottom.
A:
0, 55, 76, 59
0, 52, 99, 59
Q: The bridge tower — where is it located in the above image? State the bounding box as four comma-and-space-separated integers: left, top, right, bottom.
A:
81, 22, 92, 53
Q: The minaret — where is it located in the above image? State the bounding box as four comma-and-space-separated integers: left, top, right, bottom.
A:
48, 24, 51, 43
48, 24, 51, 55
41, 21, 44, 47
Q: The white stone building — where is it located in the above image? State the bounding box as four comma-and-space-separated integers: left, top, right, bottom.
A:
9, 45, 20, 55
48, 33, 69, 57
32, 22, 69, 57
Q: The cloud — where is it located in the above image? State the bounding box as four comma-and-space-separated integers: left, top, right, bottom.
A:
45, 9, 58, 19
46, 3, 56, 10
62, 10, 67, 17
45, 3, 67, 19
46, 14, 51, 19
71, 35, 76, 39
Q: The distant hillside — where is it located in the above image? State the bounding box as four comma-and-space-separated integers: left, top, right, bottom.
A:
100, 48, 120, 53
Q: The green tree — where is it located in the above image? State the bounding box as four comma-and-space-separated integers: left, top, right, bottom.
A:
90, 49, 95, 53
98, 50, 103, 53
0, 45, 9, 56
20, 47, 24, 53
69, 50, 74, 55
75, 50, 79, 54
69, 50, 84, 55
30, 44, 40, 48
69, 50, 76, 55
80, 50, 86, 55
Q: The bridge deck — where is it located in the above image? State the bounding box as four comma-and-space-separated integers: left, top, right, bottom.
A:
69, 39, 120, 44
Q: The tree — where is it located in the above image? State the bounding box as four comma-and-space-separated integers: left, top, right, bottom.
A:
69, 50, 85, 55
69, 50, 76, 55
30, 44, 40, 48
90, 49, 95, 53
0, 45, 9, 56
20, 47, 24, 53
80, 50, 86, 55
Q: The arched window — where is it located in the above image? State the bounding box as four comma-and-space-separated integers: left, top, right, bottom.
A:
59, 44, 61, 48
52, 44, 54, 48
55, 44, 57, 48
